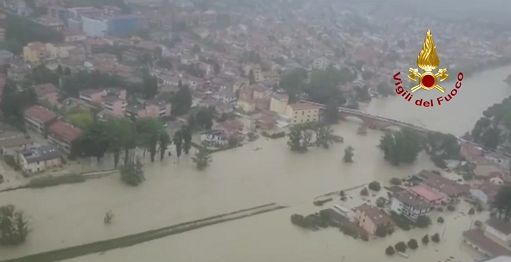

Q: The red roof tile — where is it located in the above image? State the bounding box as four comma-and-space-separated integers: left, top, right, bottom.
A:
24, 105, 57, 124
354, 204, 394, 227
464, 228, 511, 256
48, 120, 81, 144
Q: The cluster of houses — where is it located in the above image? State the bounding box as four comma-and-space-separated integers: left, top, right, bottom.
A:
320, 171, 474, 239
319, 167, 511, 257
389, 171, 470, 221
78, 88, 171, 119
0, 105, 77, 176
199, 98, 323, 147
321, 203, 395, 238
19, 105, 81, 175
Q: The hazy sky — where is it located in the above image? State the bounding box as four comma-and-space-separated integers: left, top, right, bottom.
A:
126, 0, 511, 26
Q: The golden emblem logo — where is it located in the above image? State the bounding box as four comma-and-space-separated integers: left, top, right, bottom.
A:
393, 29, 465, 108
408, 30, 448, 93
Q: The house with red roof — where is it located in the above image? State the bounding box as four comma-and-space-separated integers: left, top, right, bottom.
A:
418, 170, 470, 198
408, 184, 449, 205
24, 105, 57, 134
353, 204, 394, 235
464, 218, 511, 257
48, 120, 81, 153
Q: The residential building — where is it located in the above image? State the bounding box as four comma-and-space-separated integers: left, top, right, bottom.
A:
236, 87, 257, 113
242, 64, 264, 82
232, 79, 249, 93
319, 205, 354, 227
353, 204, 394, 235
264, 70, 280, 85
48, 120, 81, 153
407, 184, 449, 205
481, 257, 511, 262
464, 218, 511, 257
24, 105, 57, 134
79, 89, 109, 104
485, 218, 511, 247
269, 92, 289, 115
390, 190, 433, 222
127, 100, 171, 119
470, 182, 501, 206
0, 124, 32, 155
34, 15, 65, 31
200, 130, 228, 147
215, 119, 244, 140
23, 42, 55, 64
285, 101, 323, 124
103, 96, 127, 117
18, 145, 63, 175
418, 170, 469, 198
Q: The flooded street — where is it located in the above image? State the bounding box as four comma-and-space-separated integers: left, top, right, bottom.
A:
1, 65, 510, 261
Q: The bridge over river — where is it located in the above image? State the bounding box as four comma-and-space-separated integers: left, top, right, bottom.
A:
337, 106, 510, 160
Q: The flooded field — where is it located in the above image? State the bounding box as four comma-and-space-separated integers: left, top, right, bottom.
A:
68, 201, 486, 262
0, 65, 510, 261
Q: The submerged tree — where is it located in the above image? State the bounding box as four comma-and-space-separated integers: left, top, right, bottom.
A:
192, 147, 211, 170
120, 157, 145, 186
379, 129, 422, 165
104, 210, 114, 225
407, 239, 418, 250
0, 205, 29, 246
287, 126, 307, 152
431, 233, 440, 243
182, 126, 192, 154
385, 246, 395, 256
159, 131, 171, 161
493, 186, 511, 221
315, 125, 340, 149
422, 234, 429, 245
343, 146, 354, 163
174, 130, 183, 158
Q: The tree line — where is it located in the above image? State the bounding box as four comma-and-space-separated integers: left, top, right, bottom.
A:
1, 14, 63, 54
470, 96, 511, 151
379, 129, 461, 166
287, 123, 343, 152
71, 117, 185, 167
278, 66, 356, 106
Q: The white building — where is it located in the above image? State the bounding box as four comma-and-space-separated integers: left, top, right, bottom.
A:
390, 190, 433, 222
200, 130, 228, 147
18, 145, 63, 175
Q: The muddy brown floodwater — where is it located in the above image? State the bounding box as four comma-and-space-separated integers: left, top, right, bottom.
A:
1, 65, 511, 262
